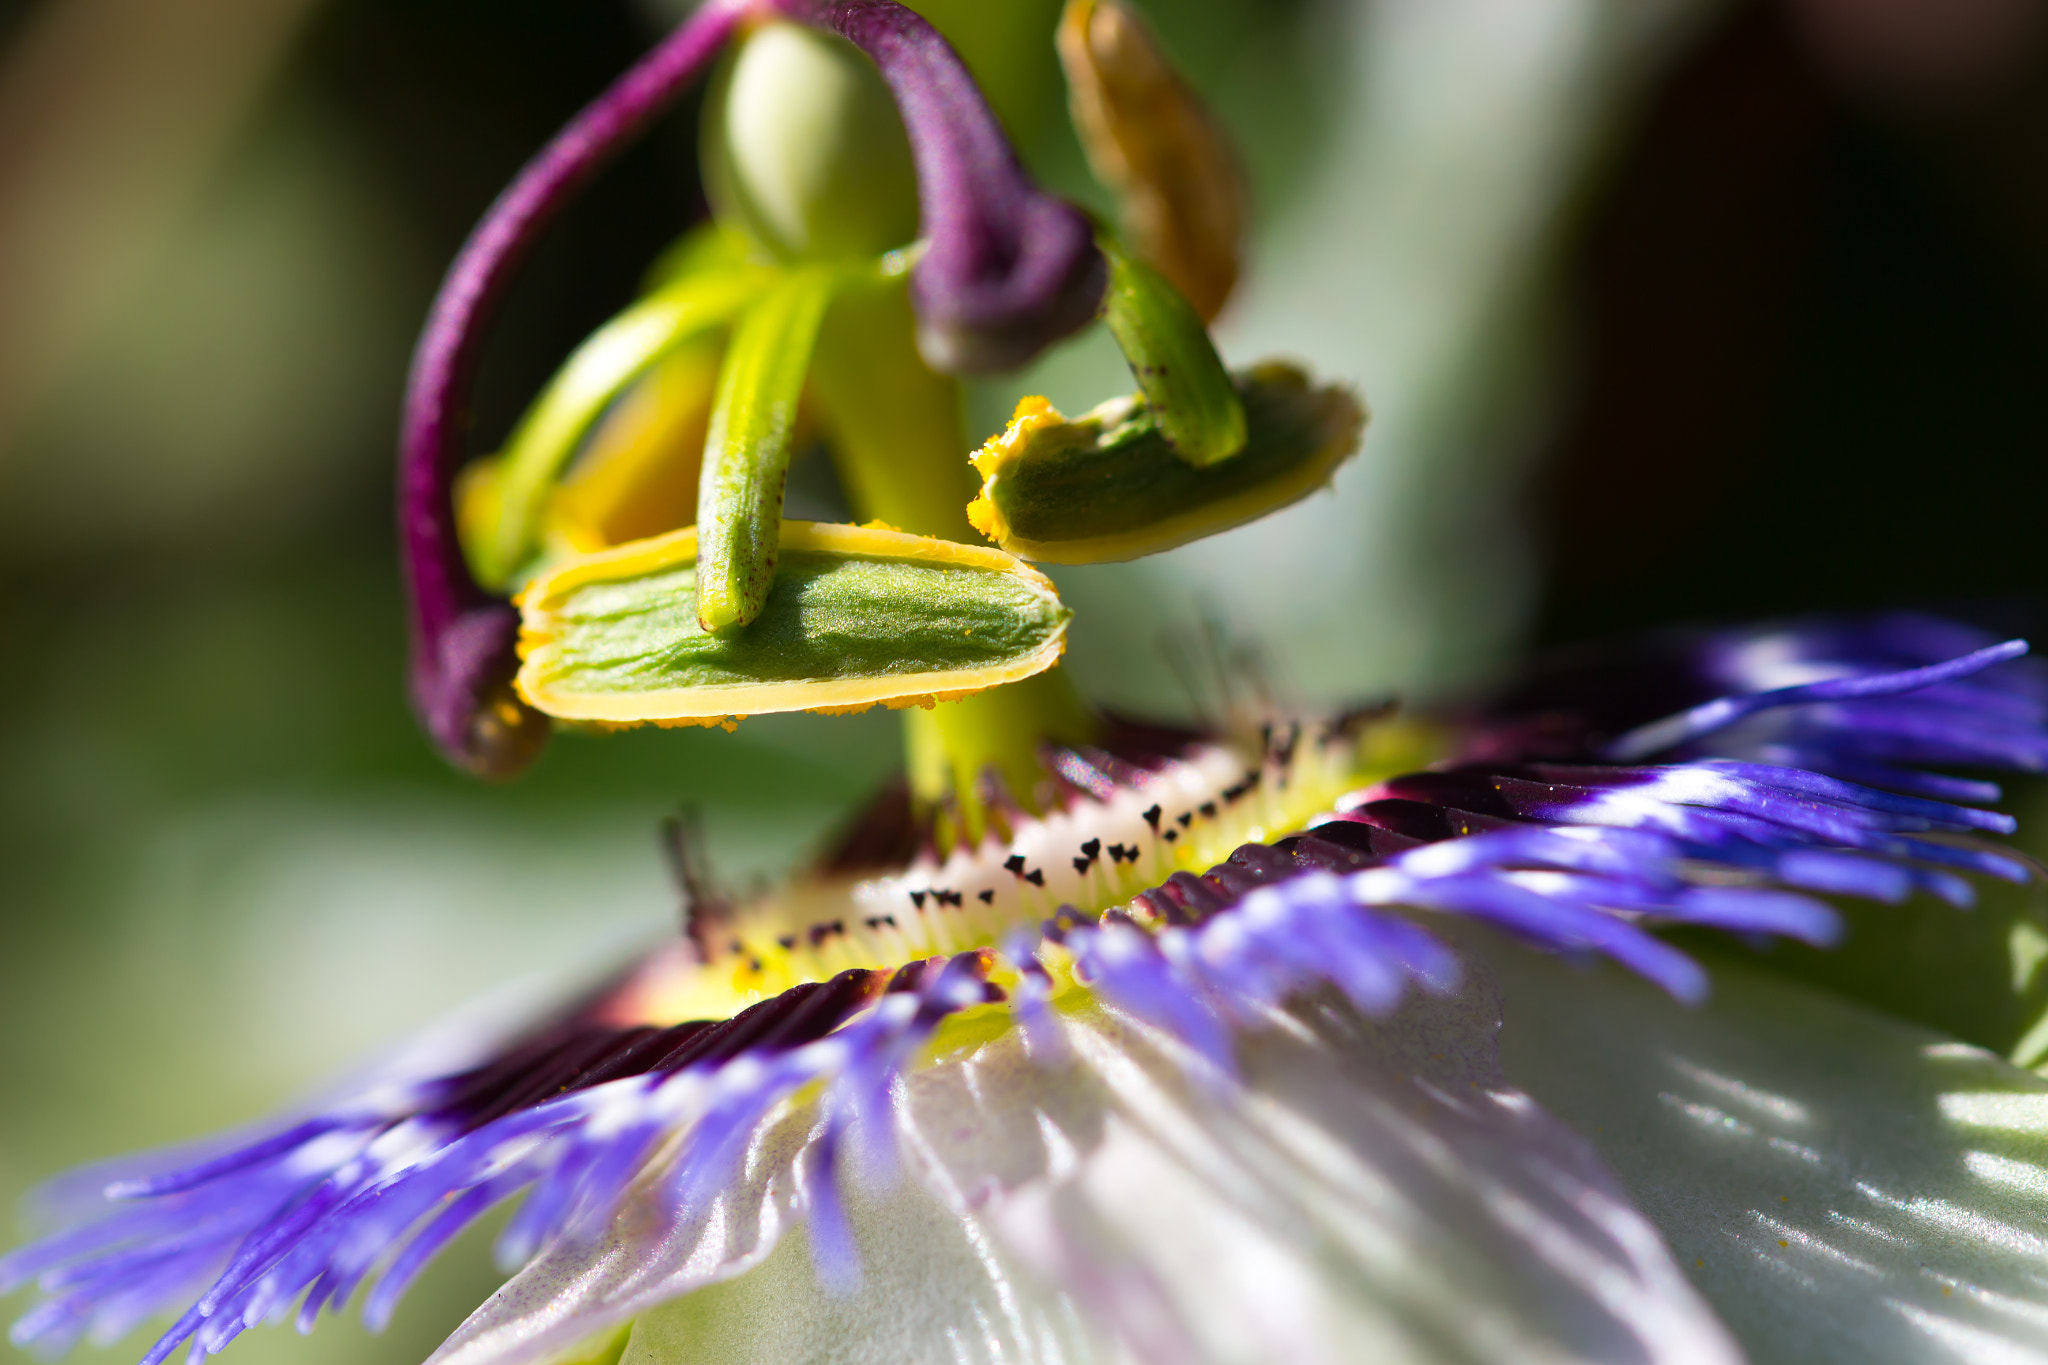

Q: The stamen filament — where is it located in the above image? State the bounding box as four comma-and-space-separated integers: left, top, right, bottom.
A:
465, 253, 770, 590
906, 673, 1096, 827
694, 264, 844, 632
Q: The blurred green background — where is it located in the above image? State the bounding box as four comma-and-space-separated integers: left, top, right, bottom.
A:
2, 0, 2046, 1362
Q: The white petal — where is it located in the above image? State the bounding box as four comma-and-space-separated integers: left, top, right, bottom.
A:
424, 1101, 815, 1365
617, 1161, 1124, 1365
898, 972, 1740, 1365
1469, 926, 2048, 1364
427, 948, 1739, 1365
425, 1084, 1123, 1365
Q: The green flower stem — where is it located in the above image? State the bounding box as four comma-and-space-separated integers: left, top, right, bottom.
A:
694, 263, 843, 632
810, 269, 1096, 823
1098, 234, 1245, 467
809, 268, 975, 540
465, 255, 769, 590
905, 673, 1094, 824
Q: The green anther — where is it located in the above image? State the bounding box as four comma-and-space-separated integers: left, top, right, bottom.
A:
514, 521, 1071, 727
967, 361, 1365, 564
1097, 235, 1246, 468
693, 264, 843, 633
459, 245, 771, 590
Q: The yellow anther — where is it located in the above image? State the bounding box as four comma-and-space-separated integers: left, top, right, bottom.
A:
1058, 0, 1246, 323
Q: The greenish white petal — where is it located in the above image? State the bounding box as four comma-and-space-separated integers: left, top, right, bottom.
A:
921, 990, 1739, 1365
1471, 926, 2048, 1365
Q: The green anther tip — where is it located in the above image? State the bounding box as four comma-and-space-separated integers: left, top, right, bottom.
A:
1098, 238, 1246, 469
690, 265, 842, 637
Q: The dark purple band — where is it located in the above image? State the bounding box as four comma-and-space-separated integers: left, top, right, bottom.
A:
400, 0, 749, 773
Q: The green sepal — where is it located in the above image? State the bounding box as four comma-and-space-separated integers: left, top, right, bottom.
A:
1098, 235, 1245, 467
515, 521, 1071, 727
459, 246, 772, 591
693, 264, 844, 633
1673, 801, 2048, 1071
966, 361, 1365, 564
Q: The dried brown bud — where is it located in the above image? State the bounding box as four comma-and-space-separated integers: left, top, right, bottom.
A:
1057, 0, 1247, 323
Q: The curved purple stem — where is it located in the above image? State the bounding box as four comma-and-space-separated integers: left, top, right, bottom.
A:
400, 0, 751, 776
785, 0, 1106, 373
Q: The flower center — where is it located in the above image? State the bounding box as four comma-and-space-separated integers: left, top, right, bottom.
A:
599, 709, 1444, 1025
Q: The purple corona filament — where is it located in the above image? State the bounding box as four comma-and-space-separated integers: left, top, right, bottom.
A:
400, 0, 1103, 772
1601, 639, 2032, 761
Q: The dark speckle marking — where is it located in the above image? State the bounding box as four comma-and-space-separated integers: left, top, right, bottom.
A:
1143, 804, 1162, 829
1271, 723, 1302, 770
1177, 812, 1194, 828
1073, 856, 1092, 873
909, 890, 928, 908
935, 889, 964, 908
1163, 828, 1179, 842
776, 934, 798, 951
1025, 868, 1046, 886
1004, 854, 1028, 875
1081, 838, 1102, 859
1199, 802, 1218, 819
978, 889, 995, 904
